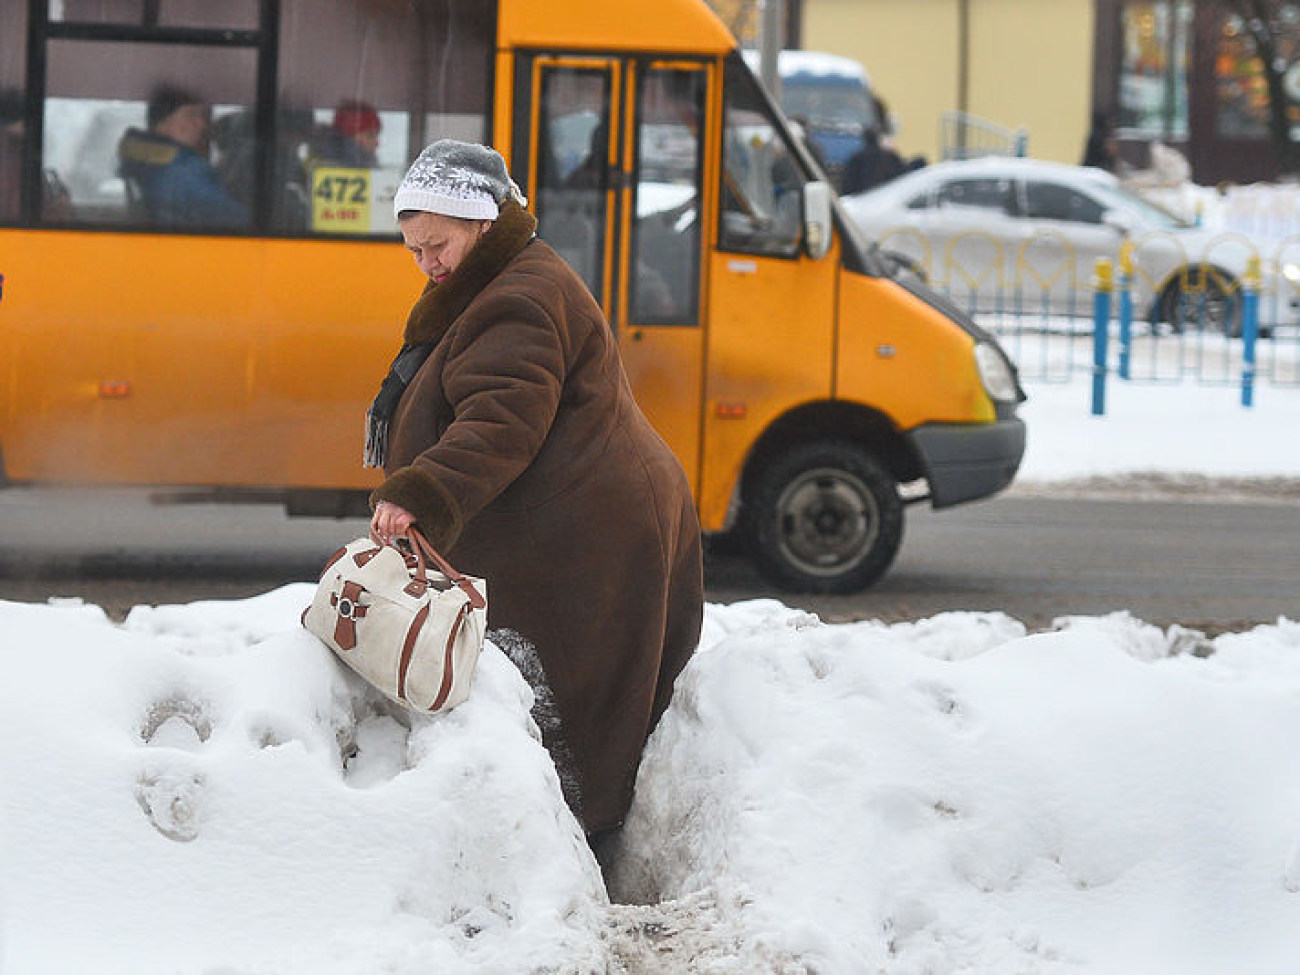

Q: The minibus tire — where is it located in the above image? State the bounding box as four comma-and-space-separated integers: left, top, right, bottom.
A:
742, 440, 904, 594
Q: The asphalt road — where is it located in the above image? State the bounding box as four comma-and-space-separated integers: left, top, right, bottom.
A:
1, 486, 1298, 634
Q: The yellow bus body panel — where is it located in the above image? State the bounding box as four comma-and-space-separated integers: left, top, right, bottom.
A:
618, 326, 705, 491
497, 0, 734, 55
1, 230, 421, 489
695, 242, 840, 530
1, 0, 1016, 532
835, 269, 997, 429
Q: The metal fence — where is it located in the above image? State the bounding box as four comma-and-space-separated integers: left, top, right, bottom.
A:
875, 227, 1300, 404
939, 111, 1029, 162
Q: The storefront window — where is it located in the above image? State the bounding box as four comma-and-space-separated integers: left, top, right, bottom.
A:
1215, 5, 1300, 140
1117, 0, 1191, 140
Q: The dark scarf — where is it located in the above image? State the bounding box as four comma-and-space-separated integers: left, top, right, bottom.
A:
364, 200, 538, 468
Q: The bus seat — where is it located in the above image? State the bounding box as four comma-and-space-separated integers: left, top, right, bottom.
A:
121, 174, 150, 222
40, 169, 72, 221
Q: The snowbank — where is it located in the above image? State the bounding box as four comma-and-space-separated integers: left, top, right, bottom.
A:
1, 587, 607, 974
4, 591, 1300, 972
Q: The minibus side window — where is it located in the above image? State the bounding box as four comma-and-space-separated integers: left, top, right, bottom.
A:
49, 1, 259, 30
629, 65, 706, 325
278, 0, 492, 238
43, 40, 256, 230
720, 60, 803, 258
0, 2, 29, 225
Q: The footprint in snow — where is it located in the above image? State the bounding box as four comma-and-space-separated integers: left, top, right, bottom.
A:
135, 695, 213, 841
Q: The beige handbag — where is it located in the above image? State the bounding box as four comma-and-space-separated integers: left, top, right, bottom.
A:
302, 528, 487, 713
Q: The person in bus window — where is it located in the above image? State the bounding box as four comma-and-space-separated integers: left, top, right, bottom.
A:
363, 140, 703, 849
213, 105, 314, 232
310, 99, 381, 169
117, 85, 249, 229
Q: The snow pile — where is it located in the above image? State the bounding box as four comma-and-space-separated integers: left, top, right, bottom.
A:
4, 592, 1300, 972
613, 604, 1300, 973
1, 587, 607, 975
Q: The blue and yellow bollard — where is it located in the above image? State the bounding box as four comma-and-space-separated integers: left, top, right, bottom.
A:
1241, 257, 1260, 408
1117, 242, 1134, 381
1092, 258, 1113, 416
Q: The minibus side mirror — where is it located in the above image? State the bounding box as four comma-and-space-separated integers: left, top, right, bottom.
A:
803, 180, 834, 260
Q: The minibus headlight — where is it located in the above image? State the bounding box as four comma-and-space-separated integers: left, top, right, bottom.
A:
974, 342, 1019, 403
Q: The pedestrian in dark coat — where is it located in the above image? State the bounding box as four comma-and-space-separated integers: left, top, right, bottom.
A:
366, 140, 703, 835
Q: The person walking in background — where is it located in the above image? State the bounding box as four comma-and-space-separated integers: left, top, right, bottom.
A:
311, 99, 382, 168
1082, 111, 1121, 172
365, 140, 703, 844
117, 84, 248, 228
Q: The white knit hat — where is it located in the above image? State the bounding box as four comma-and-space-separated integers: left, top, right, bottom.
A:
393, 140, 520, 221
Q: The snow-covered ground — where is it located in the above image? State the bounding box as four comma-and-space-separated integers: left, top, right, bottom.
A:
1015, 361, 1300, 491
1143, 179, 1300, 243
4, 370, 1300, 974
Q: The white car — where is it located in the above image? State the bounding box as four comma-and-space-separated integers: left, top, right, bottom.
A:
842, 157, 1295, 336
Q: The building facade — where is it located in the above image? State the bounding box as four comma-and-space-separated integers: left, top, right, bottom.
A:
797, 0, 1095, 170
774, 0, 1289, 186
1095, 0, 1300, 184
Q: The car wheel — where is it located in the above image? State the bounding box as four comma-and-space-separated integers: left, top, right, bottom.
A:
741, 440, 904, 594
1161, 270, 1241, 337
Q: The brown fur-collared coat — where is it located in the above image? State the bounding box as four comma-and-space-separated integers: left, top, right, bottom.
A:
371, 200, 703, 833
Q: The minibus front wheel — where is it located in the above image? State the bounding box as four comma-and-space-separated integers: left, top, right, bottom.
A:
742, 440, 904, 594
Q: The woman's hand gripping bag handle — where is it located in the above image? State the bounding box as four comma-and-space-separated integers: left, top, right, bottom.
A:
302, 528, 487, 713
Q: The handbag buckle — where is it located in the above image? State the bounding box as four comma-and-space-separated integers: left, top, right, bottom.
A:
335, 595, 364, 619
329, 580, 369, 650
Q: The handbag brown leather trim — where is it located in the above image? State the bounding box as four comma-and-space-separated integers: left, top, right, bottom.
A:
429, 602, 471, 711
411, 528, 486, 610
321, 545, 348, 576
396, 602, 431, 704
353, 546, 382, 568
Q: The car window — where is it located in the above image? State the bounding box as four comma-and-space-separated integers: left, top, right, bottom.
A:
1024, 180, 1105, 224
904, 188, 930, 210
934, 177, 1014, 214
1090, 181, 1189, 230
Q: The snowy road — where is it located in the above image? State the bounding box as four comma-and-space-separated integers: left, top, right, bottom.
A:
2, 485, 1297, 633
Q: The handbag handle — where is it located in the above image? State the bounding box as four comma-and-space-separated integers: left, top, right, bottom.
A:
407, 527, 487, 611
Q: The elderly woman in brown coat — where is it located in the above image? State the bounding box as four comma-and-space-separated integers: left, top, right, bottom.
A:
366, 140, 703, 837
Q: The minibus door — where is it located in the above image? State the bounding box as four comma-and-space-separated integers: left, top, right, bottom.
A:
524, 55, 710, 492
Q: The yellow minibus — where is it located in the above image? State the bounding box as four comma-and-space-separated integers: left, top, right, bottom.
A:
0, 0, 1025, 593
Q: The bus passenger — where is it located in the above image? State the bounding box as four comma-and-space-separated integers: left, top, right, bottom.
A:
117, 85, 249, 229
310, 99, 381, 168
365, 140, 703, 844
213, 106, 315, 232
